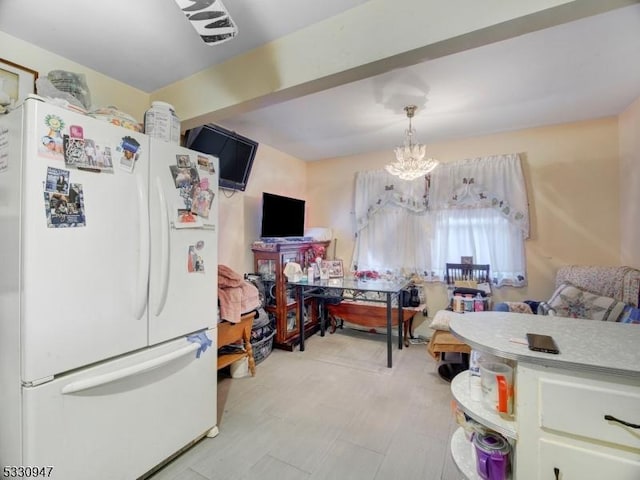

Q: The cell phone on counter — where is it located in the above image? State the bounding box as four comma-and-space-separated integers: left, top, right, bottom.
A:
526, 333, 560, 354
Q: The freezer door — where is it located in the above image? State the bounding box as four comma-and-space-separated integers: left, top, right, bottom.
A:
20, 100, 150, 382
148, 141, 219, 345
20, 329, 217, 480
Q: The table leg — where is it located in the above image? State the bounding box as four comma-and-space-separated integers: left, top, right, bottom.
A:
386, 293, 392, 368
319, 300, 325, 337
297, 285, 305, 352
398, 300, 404, 350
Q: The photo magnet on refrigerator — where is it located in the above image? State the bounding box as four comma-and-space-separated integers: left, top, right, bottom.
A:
117, 136, 141, 173
39, 114, 65, 159
63, 135, 87, 167
196, 154, 215, 174
187, 245, 205, 273
175, 208, 203, 229
44, 183, 86, 228
176, 154, 191, 167
45, 166, 70, 195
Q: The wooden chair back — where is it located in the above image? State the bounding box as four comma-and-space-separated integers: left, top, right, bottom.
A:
445, 263, 491, 285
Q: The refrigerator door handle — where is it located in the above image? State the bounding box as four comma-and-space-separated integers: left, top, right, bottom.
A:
135, 174, 150, 320
154, 176, 170, 316
61, 343, 200, 394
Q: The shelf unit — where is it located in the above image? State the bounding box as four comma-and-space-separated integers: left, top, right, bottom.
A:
451, 371, 517, 440
450, 370, 515, 480
450, 428, 480, 480
252, 240, 330, 351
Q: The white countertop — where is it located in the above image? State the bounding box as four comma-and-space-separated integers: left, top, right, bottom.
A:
450, 312, 640, 378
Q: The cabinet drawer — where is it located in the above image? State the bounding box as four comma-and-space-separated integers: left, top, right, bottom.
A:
539, 438, 640, 480
539, 377, 640, 450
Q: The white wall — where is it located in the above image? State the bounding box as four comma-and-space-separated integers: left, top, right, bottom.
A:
619, 96, 640, 268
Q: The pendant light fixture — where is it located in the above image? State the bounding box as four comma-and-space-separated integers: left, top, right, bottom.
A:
385, 105, 439, 180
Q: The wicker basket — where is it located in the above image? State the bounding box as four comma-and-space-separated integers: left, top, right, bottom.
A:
252, 330, 275, 365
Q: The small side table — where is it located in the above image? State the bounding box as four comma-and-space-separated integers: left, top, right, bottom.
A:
217, 311, 256, 376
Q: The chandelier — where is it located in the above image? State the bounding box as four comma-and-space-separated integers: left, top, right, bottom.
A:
385, 105, 439, 181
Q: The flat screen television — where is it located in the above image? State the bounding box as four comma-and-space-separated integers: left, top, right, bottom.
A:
260, 192, 305, 238
183, 124, 258, 191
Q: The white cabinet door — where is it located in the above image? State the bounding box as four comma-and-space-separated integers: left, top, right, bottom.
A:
539, 438, 640, 480
21, 102, 150, 382
21, 329, 217, 480
539, 376, 640, 450
148, 141, 218, 344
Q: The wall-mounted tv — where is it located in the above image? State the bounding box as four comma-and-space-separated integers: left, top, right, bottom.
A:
260, 192, 305, 238
183, 124, 258, 191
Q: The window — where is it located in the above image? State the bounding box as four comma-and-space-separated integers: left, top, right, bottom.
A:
352, 154, 529, 286
431, 207, 527, 286
429, 154, 529, 286
352, 170, 431, 275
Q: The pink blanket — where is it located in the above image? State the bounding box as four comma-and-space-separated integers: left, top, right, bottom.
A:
218, 265, 260, 323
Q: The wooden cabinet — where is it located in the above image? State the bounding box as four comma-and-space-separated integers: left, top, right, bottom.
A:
252, 241, 330, 351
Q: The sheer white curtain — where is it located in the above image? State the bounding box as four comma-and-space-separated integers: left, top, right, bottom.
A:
352, 169, 432, 274
429, 154, 529, 286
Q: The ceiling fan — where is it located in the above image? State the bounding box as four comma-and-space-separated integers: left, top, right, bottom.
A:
174, 0, 238, 45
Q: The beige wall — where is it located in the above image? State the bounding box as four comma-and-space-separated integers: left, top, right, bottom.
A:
307, 117, 621, 333
619, 96, 640, 268
0, 32, 149, 120
218, 143, 308, 274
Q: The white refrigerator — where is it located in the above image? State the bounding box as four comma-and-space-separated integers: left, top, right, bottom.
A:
0, 97, 219, 479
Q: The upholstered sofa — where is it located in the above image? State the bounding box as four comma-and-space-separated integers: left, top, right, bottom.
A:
427, 265, 640, 364
496, 265, 640, 321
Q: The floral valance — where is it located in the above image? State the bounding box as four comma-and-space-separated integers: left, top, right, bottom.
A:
354, 169, 429, 234
428, 153, 530, 238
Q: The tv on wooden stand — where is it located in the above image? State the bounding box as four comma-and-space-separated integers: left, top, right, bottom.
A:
260, 192, 309, 241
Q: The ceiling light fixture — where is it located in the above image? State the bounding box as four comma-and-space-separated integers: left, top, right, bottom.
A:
385, 105, 439, 181
175, 0, 238, 46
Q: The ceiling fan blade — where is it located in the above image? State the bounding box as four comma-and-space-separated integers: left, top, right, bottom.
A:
174, 0, 238, 45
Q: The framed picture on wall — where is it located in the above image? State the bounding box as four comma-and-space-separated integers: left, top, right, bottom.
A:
0, 58, 38, 113
322, 260, 344, 278
461, 256, 474, 265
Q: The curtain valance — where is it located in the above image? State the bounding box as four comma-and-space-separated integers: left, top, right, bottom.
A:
428, 153, 529, 238
354, 169, 429, 234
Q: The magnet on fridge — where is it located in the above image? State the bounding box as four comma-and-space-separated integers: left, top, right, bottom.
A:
176, 154, 191, 167
63, 135, 87, 168
118, 136, 141, 173
175, 208, 202, 229
45, 166, 70, 195
44, 183, 86, 228
187, 245, 205, 273
39, 114, 65, 158
196, 154, 215, 174
69, 125, 84, 139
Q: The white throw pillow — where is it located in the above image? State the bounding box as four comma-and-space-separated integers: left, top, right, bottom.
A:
546, 282, 626, 321
429, 309, 464, 331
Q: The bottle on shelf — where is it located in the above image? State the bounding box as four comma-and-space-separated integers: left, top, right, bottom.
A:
474, 292, 485, 312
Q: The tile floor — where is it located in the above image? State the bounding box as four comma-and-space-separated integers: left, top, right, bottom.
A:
148, 328, 461, 480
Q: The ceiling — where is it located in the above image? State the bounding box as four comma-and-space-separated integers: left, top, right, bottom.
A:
1, 1, 640, 161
